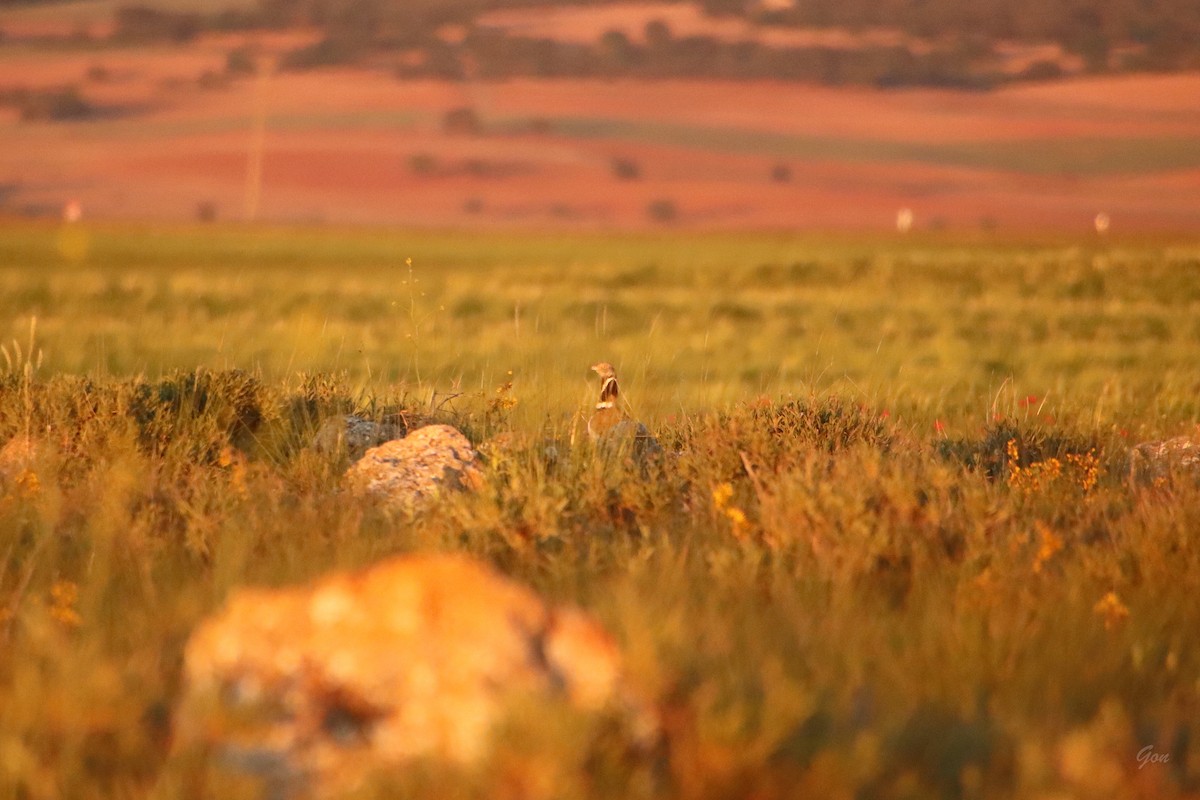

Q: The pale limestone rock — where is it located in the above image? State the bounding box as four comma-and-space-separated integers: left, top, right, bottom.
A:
311, 415, 404, 461
1129, 435, 1200, 486
344, 424, 482, 509
593, 417, 663, 463
177, 553, 657, 796
0, 434, 40, 484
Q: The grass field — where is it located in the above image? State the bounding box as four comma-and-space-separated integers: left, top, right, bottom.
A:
1, 222, 1199, 799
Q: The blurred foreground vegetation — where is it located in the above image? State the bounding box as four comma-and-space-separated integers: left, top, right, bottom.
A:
1, 222, 1199, 798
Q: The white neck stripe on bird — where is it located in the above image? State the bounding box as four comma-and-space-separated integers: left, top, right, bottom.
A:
595, 401, 615, 409
599, 376, 619, 401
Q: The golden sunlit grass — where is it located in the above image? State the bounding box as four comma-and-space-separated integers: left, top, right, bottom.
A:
0, 221, 1199, 799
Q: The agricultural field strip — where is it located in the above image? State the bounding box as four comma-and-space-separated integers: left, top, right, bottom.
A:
4, 89, 1196, 176
3, 109, 424, 139
547, 116, 1200, 176
0, 0, 257, 25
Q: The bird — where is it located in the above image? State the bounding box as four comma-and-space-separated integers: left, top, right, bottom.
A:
587, 362, 661, 460
587, 361, 622, 439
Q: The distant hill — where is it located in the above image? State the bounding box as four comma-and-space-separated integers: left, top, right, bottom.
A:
3, 0, 1198, 88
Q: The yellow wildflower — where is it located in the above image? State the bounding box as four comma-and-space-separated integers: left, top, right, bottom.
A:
966, 567, 998, 608
49, 580, 82, 629
1093, 591, 1129, 630
218, 445, 249, 498
1066, 450, 1101, 492
488, 373, 518, 413
1032, 522, 1063, 574
712, 483, 750, 542
1006, 438, 1021, 470
712, 482, 734, 509
15, 468, 40, 495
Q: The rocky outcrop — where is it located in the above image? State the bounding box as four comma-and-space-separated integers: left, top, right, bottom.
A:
1129, 435, 1200, 486
311, 415, 405, 461
593, 417, 664, 463
344, 424, 482, 509
177, 553, 658, 796
0, 435, 40, 484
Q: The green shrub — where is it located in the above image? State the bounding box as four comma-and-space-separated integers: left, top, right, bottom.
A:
129, 368, 266, 461
936, 419, 1101, 480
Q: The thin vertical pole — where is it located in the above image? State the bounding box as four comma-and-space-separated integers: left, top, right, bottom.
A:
245, 54, 272, 222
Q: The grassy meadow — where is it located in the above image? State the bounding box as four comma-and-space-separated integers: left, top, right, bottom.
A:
1, 221, 1200, 799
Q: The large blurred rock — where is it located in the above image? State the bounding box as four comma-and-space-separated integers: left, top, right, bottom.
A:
177, 553, 657, 796
344, 424, 482, 509
311, 415, 405, 461
1129, 435, 1200, 486
0, 434, 40, 484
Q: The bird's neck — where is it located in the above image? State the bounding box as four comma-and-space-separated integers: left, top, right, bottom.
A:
599, 376, 619, 402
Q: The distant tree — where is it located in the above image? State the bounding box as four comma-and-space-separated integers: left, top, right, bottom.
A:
1066, 8, 1111, 72
15, 86, 93, 122
442, 107, 481, 135
666, 35, 722, 76
184, 0, 1200, 84
421, 41, 464, 79
209, 8, 268, 31
280, 35, 367, 69
196, 201, 218, 223
408, 153, 438, 175
599, 29, 636, 71
225, 46, 259, 76
1019, 60, 1064, 82
611, 157, 641, 181
647, 198, 678, 223
698, 0, 744, 16
112, 6, 201, 43
644, 19, 672, 49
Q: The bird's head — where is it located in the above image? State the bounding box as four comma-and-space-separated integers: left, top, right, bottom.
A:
590, 362, 619, 402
